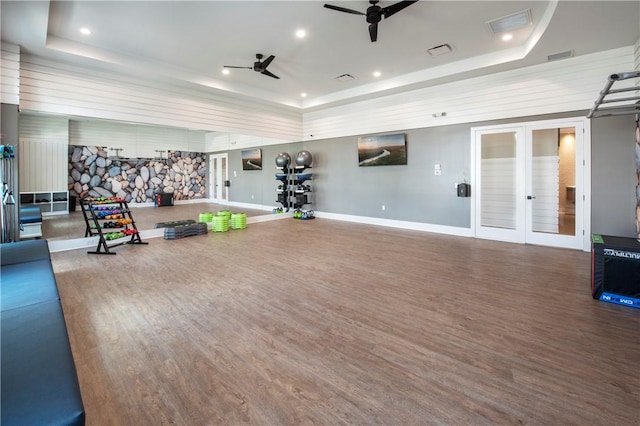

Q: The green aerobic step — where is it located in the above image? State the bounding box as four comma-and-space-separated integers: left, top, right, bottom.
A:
230, 213, 247, 229
211, 215, 230, 232
198, 212, 214, 223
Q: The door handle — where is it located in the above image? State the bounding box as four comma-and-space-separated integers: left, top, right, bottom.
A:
526, 195, 536, 200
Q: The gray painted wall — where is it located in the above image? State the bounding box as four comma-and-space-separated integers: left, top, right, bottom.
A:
16, 109, 637, 237
591, 114, 637, 237
228, 123, 472, 228
226, 111, 640, 236
228, 143, 300, 208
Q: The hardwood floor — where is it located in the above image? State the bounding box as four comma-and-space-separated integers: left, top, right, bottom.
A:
50, 219, 640, 425
41, 202, 270, 241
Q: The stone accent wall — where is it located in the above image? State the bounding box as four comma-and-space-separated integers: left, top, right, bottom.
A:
68, 146, 207, 203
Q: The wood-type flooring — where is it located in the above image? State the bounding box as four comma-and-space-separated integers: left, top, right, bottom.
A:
50, 219, 640, 425
41, 202, 268, 241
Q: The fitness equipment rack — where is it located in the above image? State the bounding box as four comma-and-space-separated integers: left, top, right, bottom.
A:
292, 166, 314, 219
275, 159, 314, 219
275, 165, 291, 212
587, 71, 640, 119
0, 144, 17, 243
588, 71, 640, 239
81, 197, 147, 254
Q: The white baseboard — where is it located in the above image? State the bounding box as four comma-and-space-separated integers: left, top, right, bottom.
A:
48, 203, 470, 252
128, 198, 211, 208
314, 211, 473, 237
225, 200, 278, 212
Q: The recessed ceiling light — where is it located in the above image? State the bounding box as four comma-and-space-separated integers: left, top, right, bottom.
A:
296, 29, 306, 39
301, 92, 308, 98
79, 27, 92, 35
222, 69, 230, 75
501, 33, 513, 41
373, 71, 381, 78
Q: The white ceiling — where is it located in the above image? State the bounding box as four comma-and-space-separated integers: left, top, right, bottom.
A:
2, 1, 639, 110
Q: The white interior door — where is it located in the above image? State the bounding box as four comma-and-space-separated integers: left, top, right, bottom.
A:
474, 126, 526, 243
209, 154, 228, 202
473, 118, 587, 249
525, 120, 584, 249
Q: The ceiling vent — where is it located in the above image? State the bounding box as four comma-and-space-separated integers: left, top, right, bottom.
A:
547, 50, 574, 62
427, 44, 453, 57
335, 73, 355, 82
486, 9, 532, 34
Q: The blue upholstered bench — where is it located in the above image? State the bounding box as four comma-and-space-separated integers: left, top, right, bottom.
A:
1, 239, 85, 426
19, 206, 43, 239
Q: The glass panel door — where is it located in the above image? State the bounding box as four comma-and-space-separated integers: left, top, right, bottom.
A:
525, 121, 583, 249
209, 154, 228, 202
474, 127, 525, 243
473, 118, 586, 250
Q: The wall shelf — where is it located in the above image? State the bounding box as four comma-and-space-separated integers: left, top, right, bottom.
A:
19, 191, 69, 216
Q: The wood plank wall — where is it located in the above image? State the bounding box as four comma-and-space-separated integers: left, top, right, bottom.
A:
302, 47, 634, 141
1, 43, 19, 105
18, 114, 69, 192
17, 54, 302, 142
69, 120, 207, 158
6, 43, 635, 149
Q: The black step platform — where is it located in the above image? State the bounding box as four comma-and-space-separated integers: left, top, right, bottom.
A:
164, 222, 208, 239
154, 219, 197, 229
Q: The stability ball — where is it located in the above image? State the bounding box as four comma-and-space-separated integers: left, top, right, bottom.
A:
275, 152, 291, 168
295, 150, 313, 167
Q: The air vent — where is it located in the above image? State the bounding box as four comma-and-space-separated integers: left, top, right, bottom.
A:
427, 44, 453, 57
486, 9, 532, 34
335, 73, 355, 82
547, 50, 574, 62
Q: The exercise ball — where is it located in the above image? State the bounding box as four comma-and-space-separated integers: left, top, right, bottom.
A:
275, 152, 291, 168
295, 150, 313, 167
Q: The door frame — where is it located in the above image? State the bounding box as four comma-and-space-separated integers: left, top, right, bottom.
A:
471, 117, 591, 251
472, 125, 526, 244
209, 153, 229, 203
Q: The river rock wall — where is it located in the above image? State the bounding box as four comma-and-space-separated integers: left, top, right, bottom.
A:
68, 145, 207, 203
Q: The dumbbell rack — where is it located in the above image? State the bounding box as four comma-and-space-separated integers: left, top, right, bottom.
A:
81, 197, 147, 255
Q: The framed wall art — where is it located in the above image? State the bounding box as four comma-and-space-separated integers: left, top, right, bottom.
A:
358, 133, 407, 167
241, 148, 262, 170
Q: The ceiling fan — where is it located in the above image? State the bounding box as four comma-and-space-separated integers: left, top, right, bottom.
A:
324, 0, 419, 42
223, 54, 280, 79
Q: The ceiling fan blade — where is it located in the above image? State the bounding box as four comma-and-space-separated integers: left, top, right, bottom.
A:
382, 0, 418, 19
261, 69, 280, 80
369, 22, 378, 42
261, 55, 275, 68
324, 4, 365, 15
223, 66, 252, 69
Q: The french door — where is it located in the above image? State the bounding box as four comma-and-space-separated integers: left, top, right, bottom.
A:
472, 118, 587, 249
209, 153, 228, 203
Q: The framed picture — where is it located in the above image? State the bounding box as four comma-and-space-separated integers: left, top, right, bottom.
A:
358, 133, 407, 167
241, 148, 262, 170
